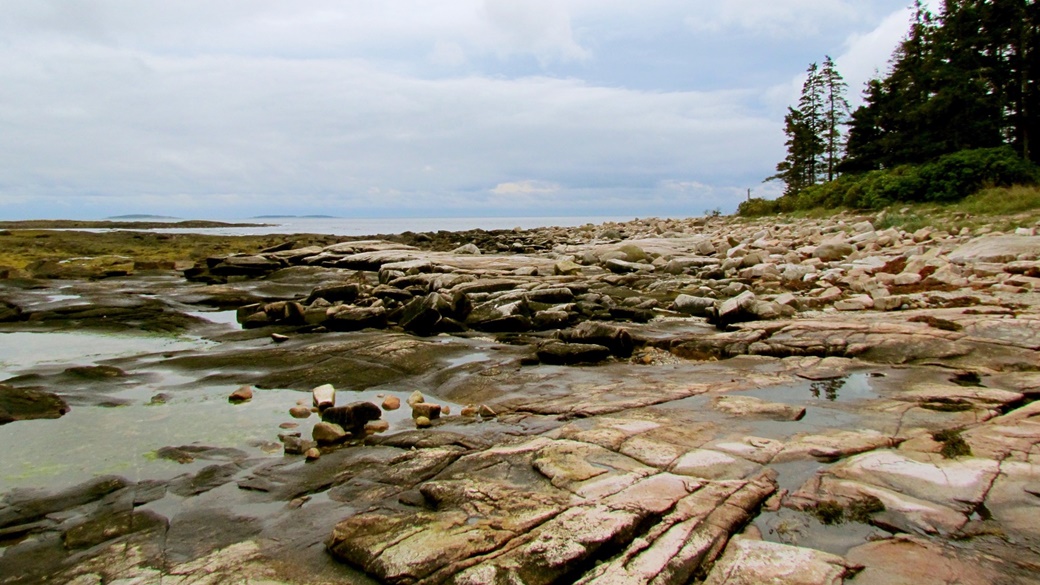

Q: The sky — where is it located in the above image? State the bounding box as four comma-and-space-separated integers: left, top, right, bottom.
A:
0, 1, 922, 220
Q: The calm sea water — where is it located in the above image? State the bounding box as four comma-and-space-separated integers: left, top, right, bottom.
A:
120, 216, 643, 236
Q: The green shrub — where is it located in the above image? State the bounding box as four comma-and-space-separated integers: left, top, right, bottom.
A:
756, 147, 1040, 215
917, 147, 1040, 202
736, 198, 781, 217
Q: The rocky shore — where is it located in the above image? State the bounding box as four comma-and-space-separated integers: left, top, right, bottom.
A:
1, 211, 1040, 584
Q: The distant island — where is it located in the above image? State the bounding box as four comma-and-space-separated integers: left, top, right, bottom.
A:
0, 219, 271, 230
251, 215, 339, 219
106, 214, 181, 220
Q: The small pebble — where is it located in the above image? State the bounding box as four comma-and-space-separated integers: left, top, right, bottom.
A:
415, 415, 431, 428
147, 393, 172, 405
289, 406, 311, 419
442, 405, 451, 415
366, 419, 390, 434
412, 402, 441, 420
478, 404, 497, 418
304, 448, 321, 461
460, 405, 478, 417
228, 385, 253, 404
407, 390, 425, 407
279, 422, 299, 429
271, 333, 290, 343
382, 396, 401, 410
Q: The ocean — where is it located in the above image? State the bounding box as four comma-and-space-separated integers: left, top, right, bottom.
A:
115, 216, 644, 236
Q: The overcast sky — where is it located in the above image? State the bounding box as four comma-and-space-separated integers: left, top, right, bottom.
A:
0, 1, 920, 220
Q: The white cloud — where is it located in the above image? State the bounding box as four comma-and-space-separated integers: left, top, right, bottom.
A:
763, 2, 919, 111
480, 0, 589, 62
490, 180, 561, 195
836, 6, 917, 100
684, 0, 865, 38
0, 1, 916, 218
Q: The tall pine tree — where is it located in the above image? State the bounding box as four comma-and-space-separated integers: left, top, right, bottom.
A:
820, 56, 851, 181
842, 0, 1039, 169
769, 60, 850, 194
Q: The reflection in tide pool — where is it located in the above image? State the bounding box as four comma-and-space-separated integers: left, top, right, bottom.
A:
0, 378, 464, 493
186, 310, 241, 326
0, 331, 212, 379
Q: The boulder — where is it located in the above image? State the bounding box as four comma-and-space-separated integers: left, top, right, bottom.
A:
325, 305, 388, 331
558, 321, 634, 357
533, 310, 571, 329
813, 242, 856, 262
0, 384, 70, 425
554, 260, 583, 276
604, 259, 655, 274
0, 299, 23, 322
710, 291, 758, 328
210, 255, 283, 276
305, 283, 360, 305
399, 293, 450, 336
281, 435, 316, 455
672, 294, 714, 317
537, 341, 612, 365
451, 243, 481, 255
321, 401, 383, 436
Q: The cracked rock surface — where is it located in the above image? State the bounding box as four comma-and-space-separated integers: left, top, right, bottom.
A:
3, 213, 1040, 583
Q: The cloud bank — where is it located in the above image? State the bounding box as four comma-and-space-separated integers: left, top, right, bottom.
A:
0, 1, 912, 219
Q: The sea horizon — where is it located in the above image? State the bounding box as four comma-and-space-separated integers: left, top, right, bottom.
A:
98, 214, 663, 237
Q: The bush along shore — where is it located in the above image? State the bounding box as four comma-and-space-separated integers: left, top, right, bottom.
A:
2, 210, 1040, 584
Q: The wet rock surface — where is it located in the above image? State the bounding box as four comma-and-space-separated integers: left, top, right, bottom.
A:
2, 213, 1040, 583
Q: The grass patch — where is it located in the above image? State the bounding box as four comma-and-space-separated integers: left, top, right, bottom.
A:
874, 211, 931, 233
812, 495, 886, 525
921, 399, 975, 413
813, 500, 846, 525
932, 428, 973, 459
847, 495, 886, 523
0, 230, 343, 272
954, 184, 1040, 216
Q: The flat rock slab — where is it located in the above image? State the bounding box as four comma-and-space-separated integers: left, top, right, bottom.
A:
825, 450, 1000, 511
670, 449, 759, 480
846, 536, 1012, 585
712, 395, 806, 421
774, 429, 898, 463
702, 537, 858, 585
949, 235, 1040, 264
326, 435, 777, 585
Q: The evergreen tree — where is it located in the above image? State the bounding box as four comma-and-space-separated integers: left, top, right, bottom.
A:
769, 60, 849, 193
843, 2, 939, 169
797, 62, 826, 184
841, 0, 1039, 169
841, 79, 886, 173
769, 107, 814, 195
820, 56, 851, 181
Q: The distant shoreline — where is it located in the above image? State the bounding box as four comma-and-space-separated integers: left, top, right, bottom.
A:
0, 219, 271, 230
